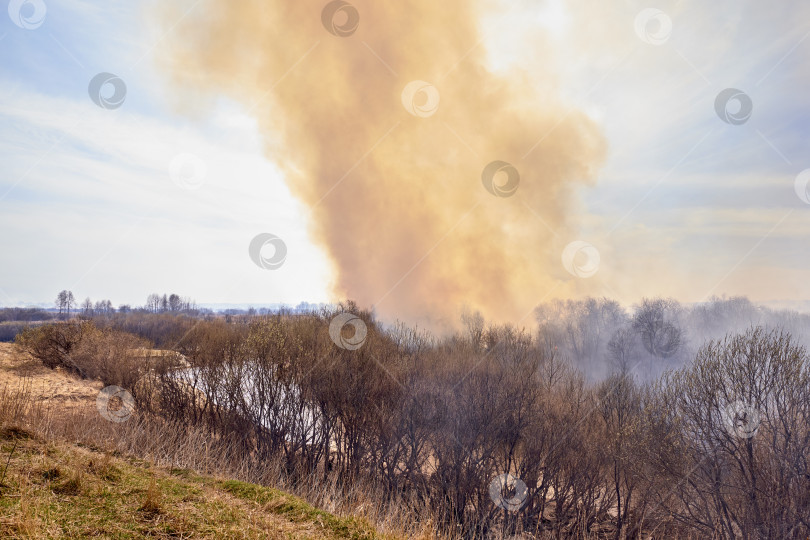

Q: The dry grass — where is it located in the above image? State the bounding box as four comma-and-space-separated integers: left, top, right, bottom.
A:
0, 343, 102, 414
0, 428, 392, 539
0, 342, 443, 539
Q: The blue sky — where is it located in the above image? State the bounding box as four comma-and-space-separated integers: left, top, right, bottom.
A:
0, 0, 331, 308
1, 0, 809, 314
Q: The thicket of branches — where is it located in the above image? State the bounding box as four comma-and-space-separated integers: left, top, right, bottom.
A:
15, 297, 810, 539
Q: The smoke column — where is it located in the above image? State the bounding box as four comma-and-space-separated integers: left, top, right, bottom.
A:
162, 0, 606, 330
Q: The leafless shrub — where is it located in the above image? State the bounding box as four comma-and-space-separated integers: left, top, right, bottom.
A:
646, 327, 810, 539
15, 321, 150, 389
15, 303, 810, 539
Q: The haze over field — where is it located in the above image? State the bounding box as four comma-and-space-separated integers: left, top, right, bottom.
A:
2, 0, 810, 330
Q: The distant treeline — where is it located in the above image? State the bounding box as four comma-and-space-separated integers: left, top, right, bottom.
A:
0, 289, 331, 343
0, 308, 54, 341
0, 307, 55, 322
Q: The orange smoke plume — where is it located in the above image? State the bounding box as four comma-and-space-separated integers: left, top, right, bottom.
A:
162, 0, 606, 330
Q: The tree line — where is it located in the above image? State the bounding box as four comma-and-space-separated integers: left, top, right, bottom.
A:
50, 290, 197, 319
15, 296, 810, 539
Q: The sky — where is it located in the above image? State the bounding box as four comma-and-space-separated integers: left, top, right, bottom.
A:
1, 0, 809, 323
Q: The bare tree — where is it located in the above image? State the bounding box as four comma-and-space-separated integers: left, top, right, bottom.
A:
632, 298, 682, 359
535, 297, 629, 379
597, 374, 643, 539
66, 291, 75, 318
93, 299, 113, 315
146, 293, 161, 313
461, 308, 485, 352
56, 290, 67, 318
650, 328, 810, 539
81, 297, 94, 317
168, 293, 182, 312
607, 326, 640, 376
55, 290, 75, 319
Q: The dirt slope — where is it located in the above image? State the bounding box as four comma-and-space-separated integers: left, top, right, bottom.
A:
0, 342, 102, 413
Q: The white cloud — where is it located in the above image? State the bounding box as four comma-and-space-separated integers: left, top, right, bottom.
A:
0, 88, 332, 307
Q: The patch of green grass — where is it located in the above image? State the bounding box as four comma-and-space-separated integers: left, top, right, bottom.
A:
0, 431, 396, 539
219, 479, 384, 540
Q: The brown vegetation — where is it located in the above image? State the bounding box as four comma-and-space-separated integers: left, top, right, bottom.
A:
10, 300, 810, 538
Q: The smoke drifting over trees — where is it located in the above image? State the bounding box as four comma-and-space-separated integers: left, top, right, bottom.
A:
535, 295, 810, 382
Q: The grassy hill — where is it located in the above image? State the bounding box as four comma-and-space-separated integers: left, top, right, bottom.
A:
0, 426, 388, 539
0, 342, 395, 539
